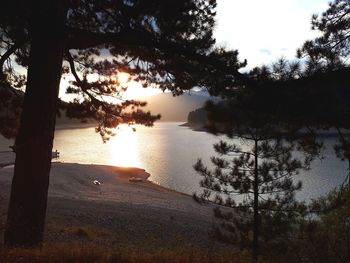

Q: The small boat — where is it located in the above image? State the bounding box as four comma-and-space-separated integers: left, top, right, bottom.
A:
52, 150, 60, 159
129, 177, 143, 182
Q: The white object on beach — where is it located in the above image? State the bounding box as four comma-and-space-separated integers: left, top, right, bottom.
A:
129, 177, 143, 182
93, 180, 102, 194
93, 180, 101, 185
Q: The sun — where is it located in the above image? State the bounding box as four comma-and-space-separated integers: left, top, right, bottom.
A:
115, 72, 162, 100
117, 72, 130, 87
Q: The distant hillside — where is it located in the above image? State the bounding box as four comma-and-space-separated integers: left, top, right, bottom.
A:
55, 113, 96, 129
141, 92, 210, 122
187, 107, 208, 125
1, 89, 212, 130
55, 91, 211, 127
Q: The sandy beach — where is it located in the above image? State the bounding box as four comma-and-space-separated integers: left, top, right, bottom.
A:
0, 161, 222, 249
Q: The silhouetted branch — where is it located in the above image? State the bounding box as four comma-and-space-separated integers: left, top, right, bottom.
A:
0, 37, 28, 79
65, 50, 104, 107
65, 51, 82, 85
66, 27, 255, 89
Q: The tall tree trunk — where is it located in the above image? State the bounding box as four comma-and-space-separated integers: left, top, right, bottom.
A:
4, 1, 66, 247
252, 138, 259, 263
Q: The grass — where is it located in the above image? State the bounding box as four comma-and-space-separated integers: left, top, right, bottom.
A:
0, 243, 253, 263
44, 223, 111, 242
59, 225, 109, 239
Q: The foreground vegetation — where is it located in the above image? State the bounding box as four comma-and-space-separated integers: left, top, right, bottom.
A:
0, 244, 253, 263
1, 188, 349, 263
284, 188, 350, 263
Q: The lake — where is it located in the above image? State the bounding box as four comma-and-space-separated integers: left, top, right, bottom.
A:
50, 122, 348, 202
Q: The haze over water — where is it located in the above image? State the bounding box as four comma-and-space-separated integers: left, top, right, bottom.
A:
53, 122, 348, 201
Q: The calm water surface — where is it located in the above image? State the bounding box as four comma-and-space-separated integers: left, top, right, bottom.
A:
52, 122, 348, 201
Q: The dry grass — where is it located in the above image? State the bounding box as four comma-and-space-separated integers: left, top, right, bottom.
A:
47, 223, 109, 239
0, 243, 252, 263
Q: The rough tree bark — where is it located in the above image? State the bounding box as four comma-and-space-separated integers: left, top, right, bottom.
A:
4, 1, 67, 247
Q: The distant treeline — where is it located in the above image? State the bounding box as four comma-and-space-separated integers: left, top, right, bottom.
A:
187, 107, 209, 128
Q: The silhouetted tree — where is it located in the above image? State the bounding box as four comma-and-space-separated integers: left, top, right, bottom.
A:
281, 187, 350, 263
297, 0, 350, 188
193, 2, 349, 261
192, 55, 331, 261
193, 95, 320, 263
187, 107, 209, 127
0, 0, 246, 247
297, 0, 349, 74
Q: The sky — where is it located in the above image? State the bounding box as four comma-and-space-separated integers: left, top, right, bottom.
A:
60, 0, 331, 100
214, 0, 330, 69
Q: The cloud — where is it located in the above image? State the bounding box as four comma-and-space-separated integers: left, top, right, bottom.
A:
259, 49, 272, 55
214, 0, 329, 68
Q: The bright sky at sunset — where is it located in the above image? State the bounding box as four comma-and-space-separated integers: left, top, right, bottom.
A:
214, 0, 330, 68
60, 0, 331, 100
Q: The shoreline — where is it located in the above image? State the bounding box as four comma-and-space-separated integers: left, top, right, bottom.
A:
0, 161, 213, 214
55, 123, 97, 130
0, 162, 218, 248
55, 121, 187, 131
0, 158, 190, 198
180, 122, 350, 137
179, 122, 208, 132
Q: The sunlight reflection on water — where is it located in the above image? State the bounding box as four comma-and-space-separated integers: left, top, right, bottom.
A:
110, 125, 142, 168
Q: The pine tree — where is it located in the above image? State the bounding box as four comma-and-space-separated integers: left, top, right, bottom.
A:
0, 0, 246, 247
193, 62, 322, 262
194, 101, 320, 262
297, 0, 349, 73
297, 0, 350, 188
192, 4, 349, 260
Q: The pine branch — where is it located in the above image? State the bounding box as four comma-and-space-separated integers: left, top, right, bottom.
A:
0, 37, 28, 79
65, 51, 83, 86
66, 27, 255, 89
